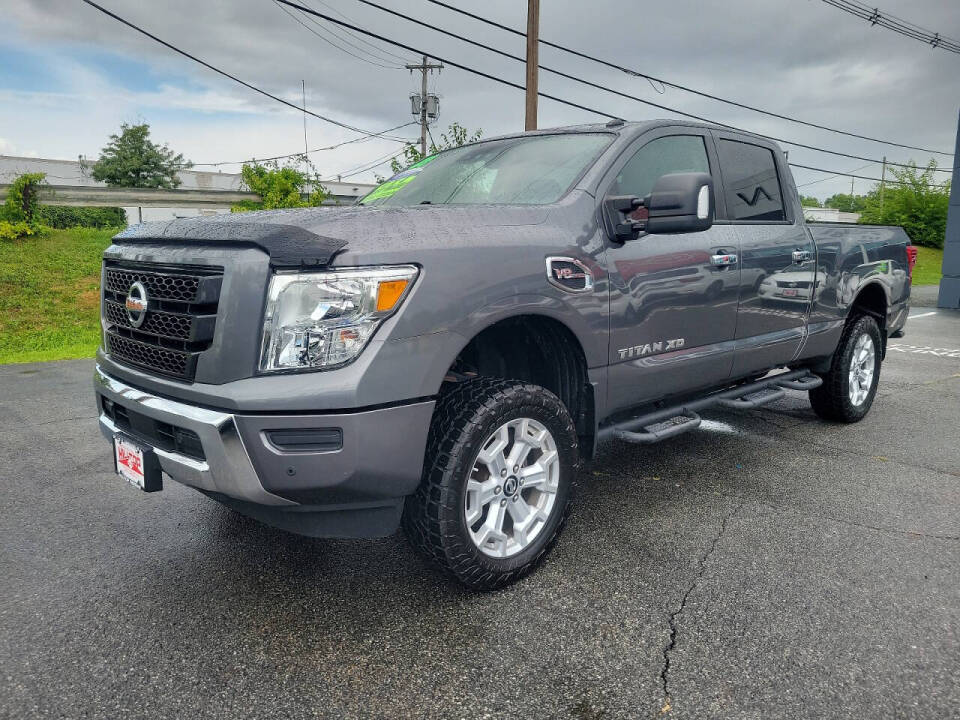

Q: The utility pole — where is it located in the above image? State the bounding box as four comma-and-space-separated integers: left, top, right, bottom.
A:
880, 156, 887, 211
525, 0, 540, 131
406, 55, 443, 157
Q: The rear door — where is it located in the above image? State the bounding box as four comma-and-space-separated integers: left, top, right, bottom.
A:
602, 128, 741, 414
711, 133, 815, 378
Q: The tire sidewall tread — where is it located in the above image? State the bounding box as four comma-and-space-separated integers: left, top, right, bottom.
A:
809, 313, 883, 423
403, 378, 579, 590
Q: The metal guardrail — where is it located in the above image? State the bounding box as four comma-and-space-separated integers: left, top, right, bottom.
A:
0, 184, 260, 209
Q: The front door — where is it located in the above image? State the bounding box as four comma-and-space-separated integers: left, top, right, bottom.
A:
603, 130, 740, 414
711, 132, 815, 378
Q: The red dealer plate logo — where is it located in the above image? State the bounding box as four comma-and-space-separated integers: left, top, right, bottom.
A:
114, 436, 146, 489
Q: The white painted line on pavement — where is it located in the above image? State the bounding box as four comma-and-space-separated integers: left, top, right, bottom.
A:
909, 311, 937, 319
889, 343, 960, 359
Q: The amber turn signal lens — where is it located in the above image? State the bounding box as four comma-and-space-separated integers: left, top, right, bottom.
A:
376, 279, 409, 312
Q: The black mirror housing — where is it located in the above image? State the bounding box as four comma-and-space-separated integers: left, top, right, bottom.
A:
645, 172, 714, 234
603, 195, 645, 240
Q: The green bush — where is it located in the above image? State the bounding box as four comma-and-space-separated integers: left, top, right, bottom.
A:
0, 220, 45, 241
234, 159, 327, 210
1, 173, 48, 239
35, 205, 127, 229
3, 172, 46, 222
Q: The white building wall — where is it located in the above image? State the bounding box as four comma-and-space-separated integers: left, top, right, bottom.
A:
802, 206, 861, 224
0, 155, 375, 224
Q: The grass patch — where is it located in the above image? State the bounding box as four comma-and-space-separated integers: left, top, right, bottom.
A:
0, 227, 116, 364
912, 245, 943, 286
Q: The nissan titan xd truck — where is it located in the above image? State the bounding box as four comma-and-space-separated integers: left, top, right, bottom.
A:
95, 120, 913, 589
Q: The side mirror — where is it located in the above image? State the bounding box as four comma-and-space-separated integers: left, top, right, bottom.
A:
645, 172, 714, 234
603, 172, 714, 241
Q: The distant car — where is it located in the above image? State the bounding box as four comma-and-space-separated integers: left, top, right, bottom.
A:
758, 261, 825, 303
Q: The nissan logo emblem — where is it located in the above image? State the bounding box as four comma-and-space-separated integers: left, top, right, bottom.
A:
125, 281, 149, 328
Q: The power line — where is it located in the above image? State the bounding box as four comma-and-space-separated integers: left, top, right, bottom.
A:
301, 0, 415, 65
796, 162, 876, 188
274, 0, 621, 120
421, 0, 954, 157
820, 0, 960, 54
272, 0, 404, 69
79, 0, 410, 143
324, 147, 407, 180
275, 0, 952, 189
345, 0, 952, 173
190, 121, 416, 166
791, 162, 949, 188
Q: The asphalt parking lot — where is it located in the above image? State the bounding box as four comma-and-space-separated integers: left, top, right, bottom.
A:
2, 308, 959, 720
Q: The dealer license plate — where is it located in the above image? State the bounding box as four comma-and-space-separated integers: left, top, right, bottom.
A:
113, 435, 162, 492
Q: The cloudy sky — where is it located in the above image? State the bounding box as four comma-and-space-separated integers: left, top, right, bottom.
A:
1, 0, 957, 196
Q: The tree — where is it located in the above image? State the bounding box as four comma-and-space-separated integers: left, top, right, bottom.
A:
233, 157, 328, 211
389, 122, 482, 175
858, 161, 950, 248
799, 195, 822, 208
824, 193, 867, 213
90, 123, 190, 189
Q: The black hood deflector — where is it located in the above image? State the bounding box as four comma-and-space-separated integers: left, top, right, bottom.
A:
113, 217, 347, 267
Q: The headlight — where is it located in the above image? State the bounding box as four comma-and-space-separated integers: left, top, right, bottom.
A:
259, 265, 418, 372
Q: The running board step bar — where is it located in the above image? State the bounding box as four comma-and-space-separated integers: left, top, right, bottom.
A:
599, 369, 823, 446
615, 411, 701, 445
717, 386, 785, 409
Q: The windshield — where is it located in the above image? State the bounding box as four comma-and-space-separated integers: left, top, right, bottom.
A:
361, 133, 613, 207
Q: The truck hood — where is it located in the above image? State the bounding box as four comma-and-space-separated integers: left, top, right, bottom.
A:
113, 204, 549, 268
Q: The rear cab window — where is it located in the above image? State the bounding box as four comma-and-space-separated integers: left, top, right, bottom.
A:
716, 139, 787, 222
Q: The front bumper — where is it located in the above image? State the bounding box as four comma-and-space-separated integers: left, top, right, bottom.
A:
94, 365, 435, 537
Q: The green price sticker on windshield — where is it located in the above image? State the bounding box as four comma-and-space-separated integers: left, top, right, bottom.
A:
361, 154, 437, 204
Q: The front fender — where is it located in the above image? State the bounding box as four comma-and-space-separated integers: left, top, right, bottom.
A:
446, 292, 607, 370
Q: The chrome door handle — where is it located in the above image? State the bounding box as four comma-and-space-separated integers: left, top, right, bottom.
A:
710, 253, 738, 266
792, 250, 811, 263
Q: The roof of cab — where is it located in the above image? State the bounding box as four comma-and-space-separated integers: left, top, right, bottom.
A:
479, 118, 775, 147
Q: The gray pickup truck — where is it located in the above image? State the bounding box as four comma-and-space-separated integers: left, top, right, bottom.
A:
95, 120, 914, 589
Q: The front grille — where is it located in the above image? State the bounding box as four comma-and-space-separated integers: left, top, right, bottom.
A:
105, 267, 205, 302
104, 300, 194, 340
101, 396, 205, 461
102, 261, 223, 381
105, 333, 196, 378
776, 280, 812, 288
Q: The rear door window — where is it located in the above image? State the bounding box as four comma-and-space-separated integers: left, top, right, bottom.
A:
716, 140, 786, 222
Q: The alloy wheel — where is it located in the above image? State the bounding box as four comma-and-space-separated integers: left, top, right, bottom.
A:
464, 417, 560, 558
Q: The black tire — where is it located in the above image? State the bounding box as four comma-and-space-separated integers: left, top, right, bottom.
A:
403, 377, 579, 590
809, 313, 883, 423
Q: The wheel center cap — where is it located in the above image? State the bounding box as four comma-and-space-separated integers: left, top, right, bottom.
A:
503, 476, 519, 496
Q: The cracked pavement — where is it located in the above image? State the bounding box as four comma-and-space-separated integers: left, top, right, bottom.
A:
2, 308, 959, 719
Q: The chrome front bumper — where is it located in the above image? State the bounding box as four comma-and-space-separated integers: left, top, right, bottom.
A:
94, 365, 296, 507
